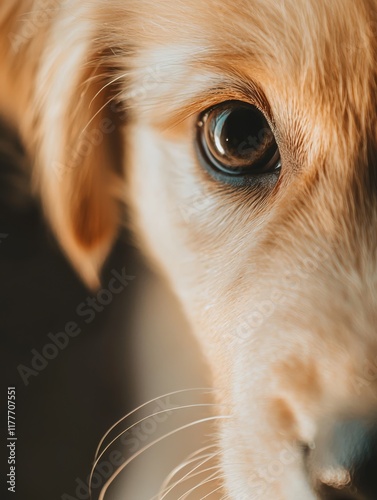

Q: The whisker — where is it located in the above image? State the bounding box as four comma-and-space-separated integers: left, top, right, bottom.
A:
156, 444, 219, 499
98, 415, 231, 500
200, 484, 224, 500
88, 73, 128, 108
177, 471, 222, 500
89, 403, 222, 496
94, 388, 216, 459
79, 72, 114, 88
80, 90, 123, 136
158, 449, 222, 500
159, 463, 222, 500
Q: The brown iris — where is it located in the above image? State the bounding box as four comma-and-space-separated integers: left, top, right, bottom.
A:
197, 101, 281, 177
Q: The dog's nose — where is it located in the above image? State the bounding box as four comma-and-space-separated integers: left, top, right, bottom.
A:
307, 416, 377, 499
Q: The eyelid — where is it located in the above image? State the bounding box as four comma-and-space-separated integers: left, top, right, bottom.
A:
156, 79, 273, 135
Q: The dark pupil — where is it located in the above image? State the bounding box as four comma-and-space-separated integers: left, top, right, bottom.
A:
211, 105, 276, 168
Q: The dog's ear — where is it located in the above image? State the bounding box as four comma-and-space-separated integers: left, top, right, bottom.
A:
34, 47, 125, 288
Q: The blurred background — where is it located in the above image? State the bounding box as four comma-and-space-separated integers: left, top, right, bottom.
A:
0, 120, 215, 500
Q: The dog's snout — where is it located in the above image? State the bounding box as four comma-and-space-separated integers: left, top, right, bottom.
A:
307, 416, 377, 499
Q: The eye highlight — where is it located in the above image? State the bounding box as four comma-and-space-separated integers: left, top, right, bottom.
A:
196, 100, 281, 185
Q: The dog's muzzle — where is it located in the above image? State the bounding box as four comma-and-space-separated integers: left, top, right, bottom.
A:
307, 415, 377, 499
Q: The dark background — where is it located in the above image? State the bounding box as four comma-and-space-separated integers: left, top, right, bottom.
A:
0, 120, 141, 500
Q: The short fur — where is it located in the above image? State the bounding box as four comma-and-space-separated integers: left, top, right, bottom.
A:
2, 1, 377, 498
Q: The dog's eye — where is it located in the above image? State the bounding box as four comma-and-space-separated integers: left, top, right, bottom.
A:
197, 101, 281, 181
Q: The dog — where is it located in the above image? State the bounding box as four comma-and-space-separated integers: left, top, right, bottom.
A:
2, 1, 377, 498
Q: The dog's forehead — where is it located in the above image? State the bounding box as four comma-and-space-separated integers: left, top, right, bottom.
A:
126, 0, 373, 79
120, 0, 375, 148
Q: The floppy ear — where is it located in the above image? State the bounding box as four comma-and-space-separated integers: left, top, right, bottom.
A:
34, 43, 125, 289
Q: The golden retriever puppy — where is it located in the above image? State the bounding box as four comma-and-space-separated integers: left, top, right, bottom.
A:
1, 1, 377, 498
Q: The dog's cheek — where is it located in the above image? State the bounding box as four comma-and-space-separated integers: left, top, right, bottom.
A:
127, 124, 219, 299
127, 125, 246, 364
128, 126, 193, 269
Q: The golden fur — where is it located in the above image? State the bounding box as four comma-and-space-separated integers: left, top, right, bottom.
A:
2, 1, 377, 498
